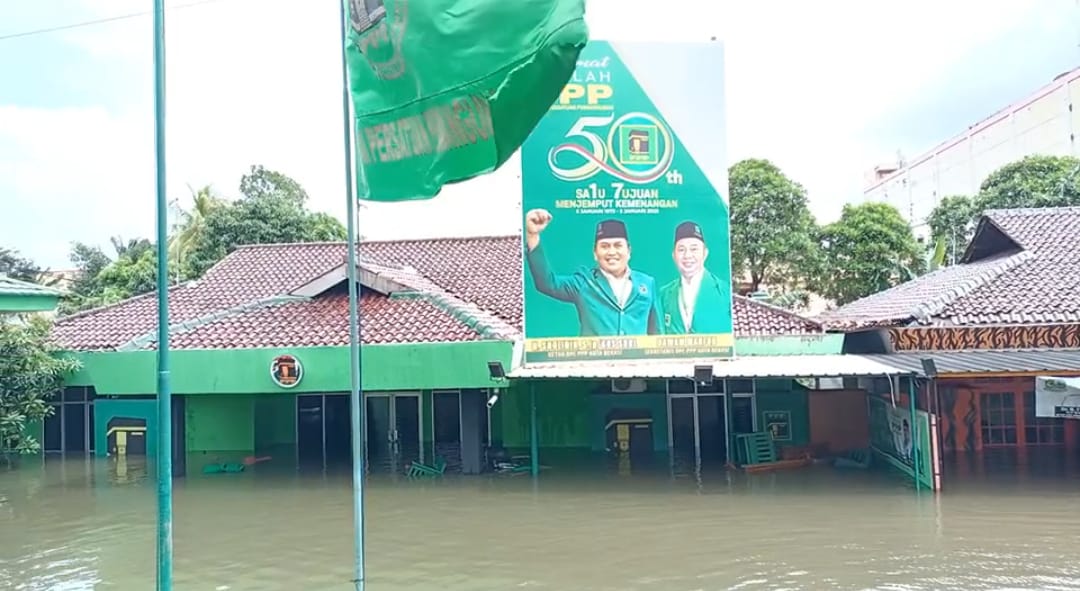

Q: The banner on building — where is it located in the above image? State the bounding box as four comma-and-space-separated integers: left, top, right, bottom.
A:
1035, 376, 1080, 419
520, 40, 733, 363
868, 397, 938, 491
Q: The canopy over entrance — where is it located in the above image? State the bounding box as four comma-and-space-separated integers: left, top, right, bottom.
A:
508, 354, 915, 379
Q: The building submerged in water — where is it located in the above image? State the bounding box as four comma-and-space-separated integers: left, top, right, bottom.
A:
40, 210, 1080, 487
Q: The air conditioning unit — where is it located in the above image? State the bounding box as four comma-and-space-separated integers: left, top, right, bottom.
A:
611, 378, 647, 393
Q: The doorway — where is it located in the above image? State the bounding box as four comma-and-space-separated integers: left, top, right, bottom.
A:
669, 394, 727, 467
43, 387, 95, 456
296, 394, 355, 469
366, 392, 422, 474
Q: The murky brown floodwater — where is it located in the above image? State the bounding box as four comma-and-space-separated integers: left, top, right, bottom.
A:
2, 453, 1080, 591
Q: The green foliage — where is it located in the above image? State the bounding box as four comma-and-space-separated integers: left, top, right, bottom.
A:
0, 316, 80, 461
183, 165, 347, 278
768, 288, 811, 311
0, 248, 41, 282
60, 237, 157, 315
976, 154, 1080, 210
728, 159, 822, 292
926, 155, 1080, 268
820, 202, 924, 305
57, 165, 345, 314
926, 194, 975, 265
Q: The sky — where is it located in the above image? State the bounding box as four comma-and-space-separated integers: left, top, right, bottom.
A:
1, 0, 1079, 269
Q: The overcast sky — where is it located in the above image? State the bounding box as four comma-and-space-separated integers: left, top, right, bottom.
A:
2, 0, 1078, 269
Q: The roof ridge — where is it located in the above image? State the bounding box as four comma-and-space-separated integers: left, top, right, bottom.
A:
910, 250, 1033, 323
231, 234, 520, 250
986, 205, 1080, 216
734, 294, 822, 329
119, 294, 309, 351
363, 260, 521, 339
54, 286, 177, 324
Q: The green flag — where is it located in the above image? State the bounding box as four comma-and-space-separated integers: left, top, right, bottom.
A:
344, 0, 589, 202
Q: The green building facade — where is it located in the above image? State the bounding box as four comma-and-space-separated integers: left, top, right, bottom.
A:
44, 237, 872, 476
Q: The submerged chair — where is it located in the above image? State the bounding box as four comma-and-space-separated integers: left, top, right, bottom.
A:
406, 456, 447, 478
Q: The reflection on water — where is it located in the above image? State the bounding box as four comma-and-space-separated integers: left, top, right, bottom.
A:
2, 451, 1080, 590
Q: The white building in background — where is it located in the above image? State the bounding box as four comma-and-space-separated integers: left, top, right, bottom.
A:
864, 66, 1080, 240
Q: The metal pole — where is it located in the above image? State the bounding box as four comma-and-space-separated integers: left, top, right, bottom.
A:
151, 0, 173, 588
339, 1, 365, 588
529, 382, 539, 477
909, 377, 919, 493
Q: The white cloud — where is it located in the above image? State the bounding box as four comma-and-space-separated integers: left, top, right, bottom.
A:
1, 0, 1070, 266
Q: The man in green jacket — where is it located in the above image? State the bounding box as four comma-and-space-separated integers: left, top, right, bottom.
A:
659, 221, 733, 335
524, 208, 662, 337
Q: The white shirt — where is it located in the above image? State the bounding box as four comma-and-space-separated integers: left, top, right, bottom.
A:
679, 272, 703, 329
600, 268, 633, 308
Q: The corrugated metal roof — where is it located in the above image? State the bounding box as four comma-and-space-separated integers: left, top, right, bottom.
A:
509, 354, 913, 380
0, 275, 61, 297
865, 349, 1080, 376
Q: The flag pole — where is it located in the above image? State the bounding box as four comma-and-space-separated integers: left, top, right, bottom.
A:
338, 1, 366, 589
151, 0, 174, 589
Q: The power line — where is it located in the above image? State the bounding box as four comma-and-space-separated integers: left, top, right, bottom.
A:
0, 0, 232, 43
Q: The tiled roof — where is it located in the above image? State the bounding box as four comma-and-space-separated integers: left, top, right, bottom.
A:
820, 207, 1080, 330
164, 291, 481, 349
53, 236, 822, 351
732, 295, 822, 336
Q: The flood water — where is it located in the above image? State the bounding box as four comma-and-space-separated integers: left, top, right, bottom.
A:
2, 452, 1080, 591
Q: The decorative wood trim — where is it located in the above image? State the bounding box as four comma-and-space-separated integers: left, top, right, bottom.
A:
889, 325, 1080, 351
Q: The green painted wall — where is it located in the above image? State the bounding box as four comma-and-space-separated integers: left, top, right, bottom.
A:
66, 341, 512, 395
755, 379, 810, 447
186, 395, 255, 454
93, 398, 158, 458
500, 380, 592, 449
735, 334, 843, 355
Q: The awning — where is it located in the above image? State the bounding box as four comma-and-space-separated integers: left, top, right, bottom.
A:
508, 354, 914, 380
864, 349, 1080, 377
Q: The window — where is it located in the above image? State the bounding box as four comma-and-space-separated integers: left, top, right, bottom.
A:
981, 392, 1017, 446
1023, 391, 1065, 445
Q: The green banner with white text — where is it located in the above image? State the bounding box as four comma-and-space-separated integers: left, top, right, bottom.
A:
344, 0, 588, 202
521, 40, 733, 363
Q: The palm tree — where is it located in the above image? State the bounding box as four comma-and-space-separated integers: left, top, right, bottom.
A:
168, 185, 222, 283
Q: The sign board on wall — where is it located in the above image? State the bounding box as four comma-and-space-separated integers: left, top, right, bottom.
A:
868, 397, 938, 491
520, 40, 733, 364
271, 354, 303, 389
1036, 376, 1080, 419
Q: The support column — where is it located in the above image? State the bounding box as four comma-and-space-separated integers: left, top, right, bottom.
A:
529, 382, 539, 477
908, 377, 920, 493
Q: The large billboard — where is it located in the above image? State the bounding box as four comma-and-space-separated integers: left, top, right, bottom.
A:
520, 40, 732, 364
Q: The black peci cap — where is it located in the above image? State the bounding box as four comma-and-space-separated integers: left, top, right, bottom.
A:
674, 221, 704, 245
595, 219, 628, 242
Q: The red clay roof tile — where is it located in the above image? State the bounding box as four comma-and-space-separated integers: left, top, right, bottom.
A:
53, 236, 821, 350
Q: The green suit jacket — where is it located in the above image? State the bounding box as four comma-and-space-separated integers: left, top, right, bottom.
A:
525, 242, 662, 337
658, 270, 733, 334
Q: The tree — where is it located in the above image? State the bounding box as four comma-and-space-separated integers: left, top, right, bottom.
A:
728, 159, 821, 292
169, 184, 224, 283
976, 154, 1080, 210
60, 237, 157, 315
183, 165, 347, 277
0, 248, 41, 282
820, 202, 924, 305
926, 194, 975, 265
0, 316, 80, 463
